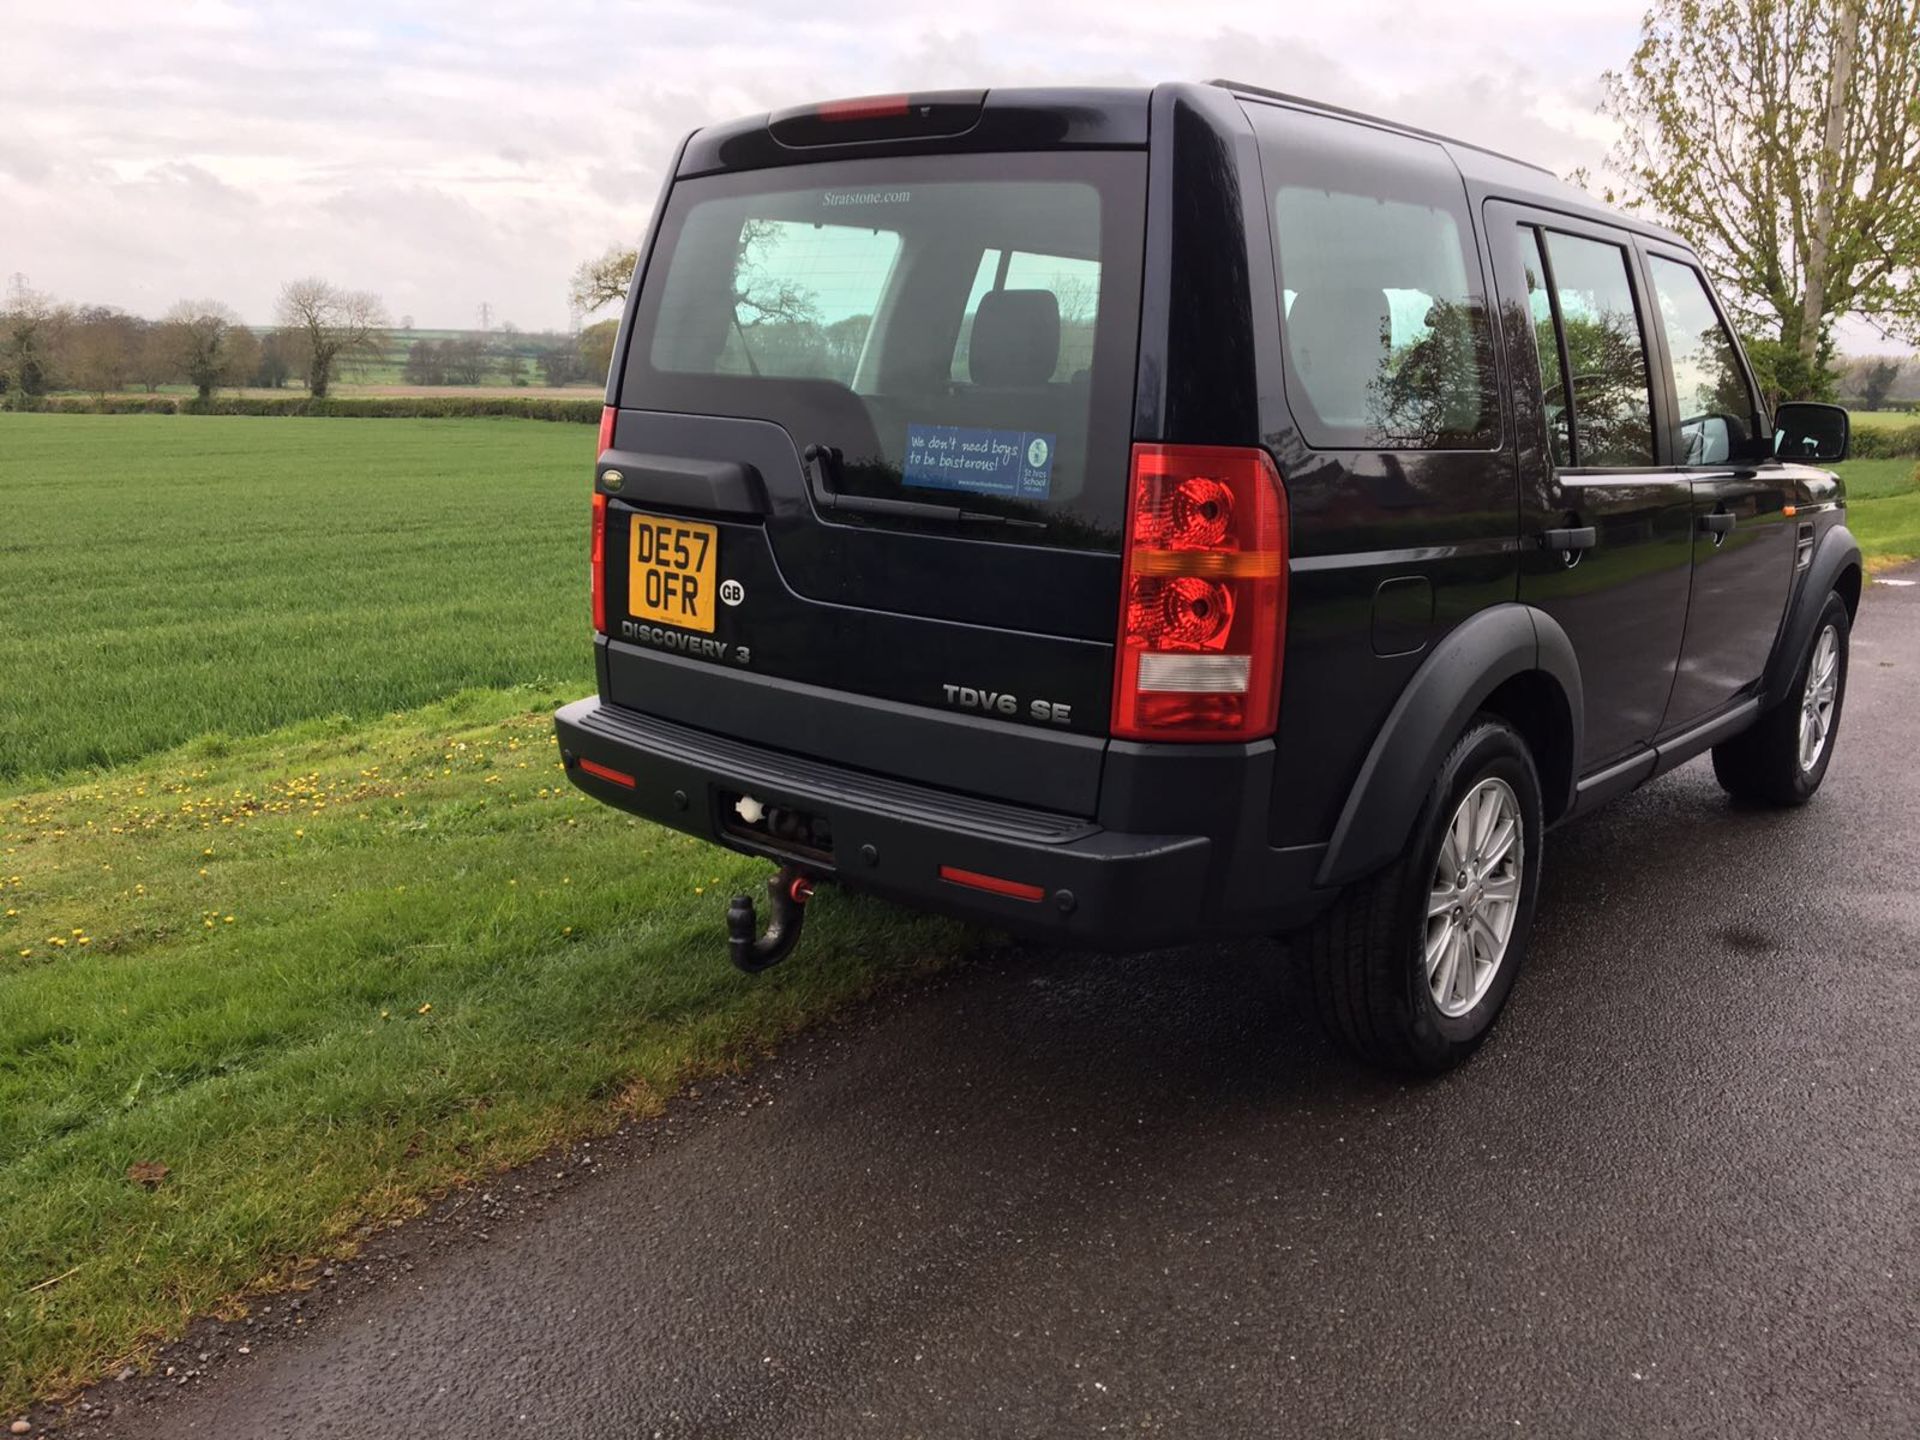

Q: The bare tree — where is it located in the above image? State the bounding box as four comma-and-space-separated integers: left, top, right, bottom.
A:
163, 300, 252, 401
276, 278, 389, 398
570, 246, 637, 316
61, 306, 140, 399
1595, 0, 1920, 387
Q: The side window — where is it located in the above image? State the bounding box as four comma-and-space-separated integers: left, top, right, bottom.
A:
1538, 232, 1656, 467
1646, 256, 1759, 465
651, 217, 901, 389
950, 248, 1102, 383
1251, 105, 1501, 450
1519, 228, 1574, 470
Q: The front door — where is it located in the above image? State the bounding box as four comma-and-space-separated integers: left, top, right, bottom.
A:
1487, 204, 1694, 772
1640, 250, 1798, 725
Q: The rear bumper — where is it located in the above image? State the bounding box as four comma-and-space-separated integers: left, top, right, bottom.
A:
554, 697, 1332, 947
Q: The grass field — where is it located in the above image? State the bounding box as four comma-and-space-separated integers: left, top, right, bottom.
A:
1834, 457, 1920, 569
0, 414, 961, 1408
0, 416, 594, 783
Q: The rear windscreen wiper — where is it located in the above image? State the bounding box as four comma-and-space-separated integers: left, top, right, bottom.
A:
802, 444, 1045, 529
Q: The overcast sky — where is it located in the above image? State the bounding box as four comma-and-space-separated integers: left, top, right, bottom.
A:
0, 0, 1895, 350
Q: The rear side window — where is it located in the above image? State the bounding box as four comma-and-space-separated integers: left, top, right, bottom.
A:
1247, 104, 1500, 450
1645, 256, 1760, 464
624, 152, 1146, 548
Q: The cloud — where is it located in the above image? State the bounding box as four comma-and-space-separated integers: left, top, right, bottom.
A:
1, 0, 1649, 330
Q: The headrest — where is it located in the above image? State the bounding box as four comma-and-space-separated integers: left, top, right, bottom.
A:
1284, 286, 1393, 425
968, 288, 1062, 387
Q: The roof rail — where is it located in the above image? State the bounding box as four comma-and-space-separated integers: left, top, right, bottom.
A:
1207, 79, 1558, 178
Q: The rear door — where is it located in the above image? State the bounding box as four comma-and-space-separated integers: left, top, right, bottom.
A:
1639, 248, 1796, 726
601, 138, 1147, 811
1486, 204, 1694, 771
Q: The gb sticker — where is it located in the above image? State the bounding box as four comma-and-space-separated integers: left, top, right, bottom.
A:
719, 578, 746, 607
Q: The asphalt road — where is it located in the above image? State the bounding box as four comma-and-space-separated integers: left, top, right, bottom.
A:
67, 577, 1919, 1439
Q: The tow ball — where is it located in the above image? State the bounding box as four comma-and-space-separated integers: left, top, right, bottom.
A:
726, 865, 817, 973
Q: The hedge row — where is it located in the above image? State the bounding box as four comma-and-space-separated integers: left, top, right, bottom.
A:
1848, 423, 1920, 460
10, 395, 602, 423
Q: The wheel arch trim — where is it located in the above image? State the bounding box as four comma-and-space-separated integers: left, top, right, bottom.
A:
1315, 604, 1582, 888
1760, 524, 1862, 711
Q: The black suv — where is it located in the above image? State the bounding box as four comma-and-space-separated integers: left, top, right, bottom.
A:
556, 82, 1860, 1072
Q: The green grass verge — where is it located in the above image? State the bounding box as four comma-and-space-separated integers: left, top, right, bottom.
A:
1834, 458, 1920, 571
0, 415, 594, 783
0, 687, 962, 1408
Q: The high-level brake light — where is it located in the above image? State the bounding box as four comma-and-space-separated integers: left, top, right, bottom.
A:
1111, 444, 1288, 742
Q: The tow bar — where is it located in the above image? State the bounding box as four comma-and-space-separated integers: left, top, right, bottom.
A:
726, 865, 816, 973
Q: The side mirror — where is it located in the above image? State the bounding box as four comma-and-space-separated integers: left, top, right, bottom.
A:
1773, 401, 1850, 463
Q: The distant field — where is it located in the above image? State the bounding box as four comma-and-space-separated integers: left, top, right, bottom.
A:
1848, 409, 1920, 430
0, 415, 594, 782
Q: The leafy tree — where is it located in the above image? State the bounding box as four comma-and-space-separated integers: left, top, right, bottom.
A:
1596, 0, 1920, 393
276, 278, 388, 398
1855, 357, 1904, 409
578, 319, 619, 382
0, 276, 63, 404
252, 330, 299, 389
1743, 333, 1838, 410
163, 301, 251, 401
570, 246, 637, 316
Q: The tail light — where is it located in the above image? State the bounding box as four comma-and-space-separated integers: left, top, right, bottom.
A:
590, 491, 608, 634
592, 407, 615, 633
1111, 444, 1288, 742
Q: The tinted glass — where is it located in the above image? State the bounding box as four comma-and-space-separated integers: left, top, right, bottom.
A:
1519, 228, 1574, 470
652, 220, 899, 386
1646, 256, 1757, 464
951, 250, 1101, 383
626, 152, 1146, 548
1540, 232, 1655, 467
1253, 105, 1500, 450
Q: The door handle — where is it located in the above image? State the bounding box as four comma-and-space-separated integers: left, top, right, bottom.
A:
1539, 526, 1597, 552
1698, 512, 1736, 537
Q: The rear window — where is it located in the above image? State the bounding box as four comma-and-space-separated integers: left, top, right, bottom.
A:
625, 152, 1147, 548
1245, 104, 1501, 451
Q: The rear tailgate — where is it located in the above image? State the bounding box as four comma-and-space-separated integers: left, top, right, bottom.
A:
599, 103, 1148, 814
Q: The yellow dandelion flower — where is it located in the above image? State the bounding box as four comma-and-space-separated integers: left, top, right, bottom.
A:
562, 926, 573, 935
224, 915, 235, 924
417, 1002, 432, 1014
77, 936, 90, 945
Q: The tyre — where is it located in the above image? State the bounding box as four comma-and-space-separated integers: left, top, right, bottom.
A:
1302, 717, 1544, 1075
1711, 591, 1850, 807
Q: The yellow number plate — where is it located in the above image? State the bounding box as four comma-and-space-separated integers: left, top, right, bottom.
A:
627, 513, 718, 634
